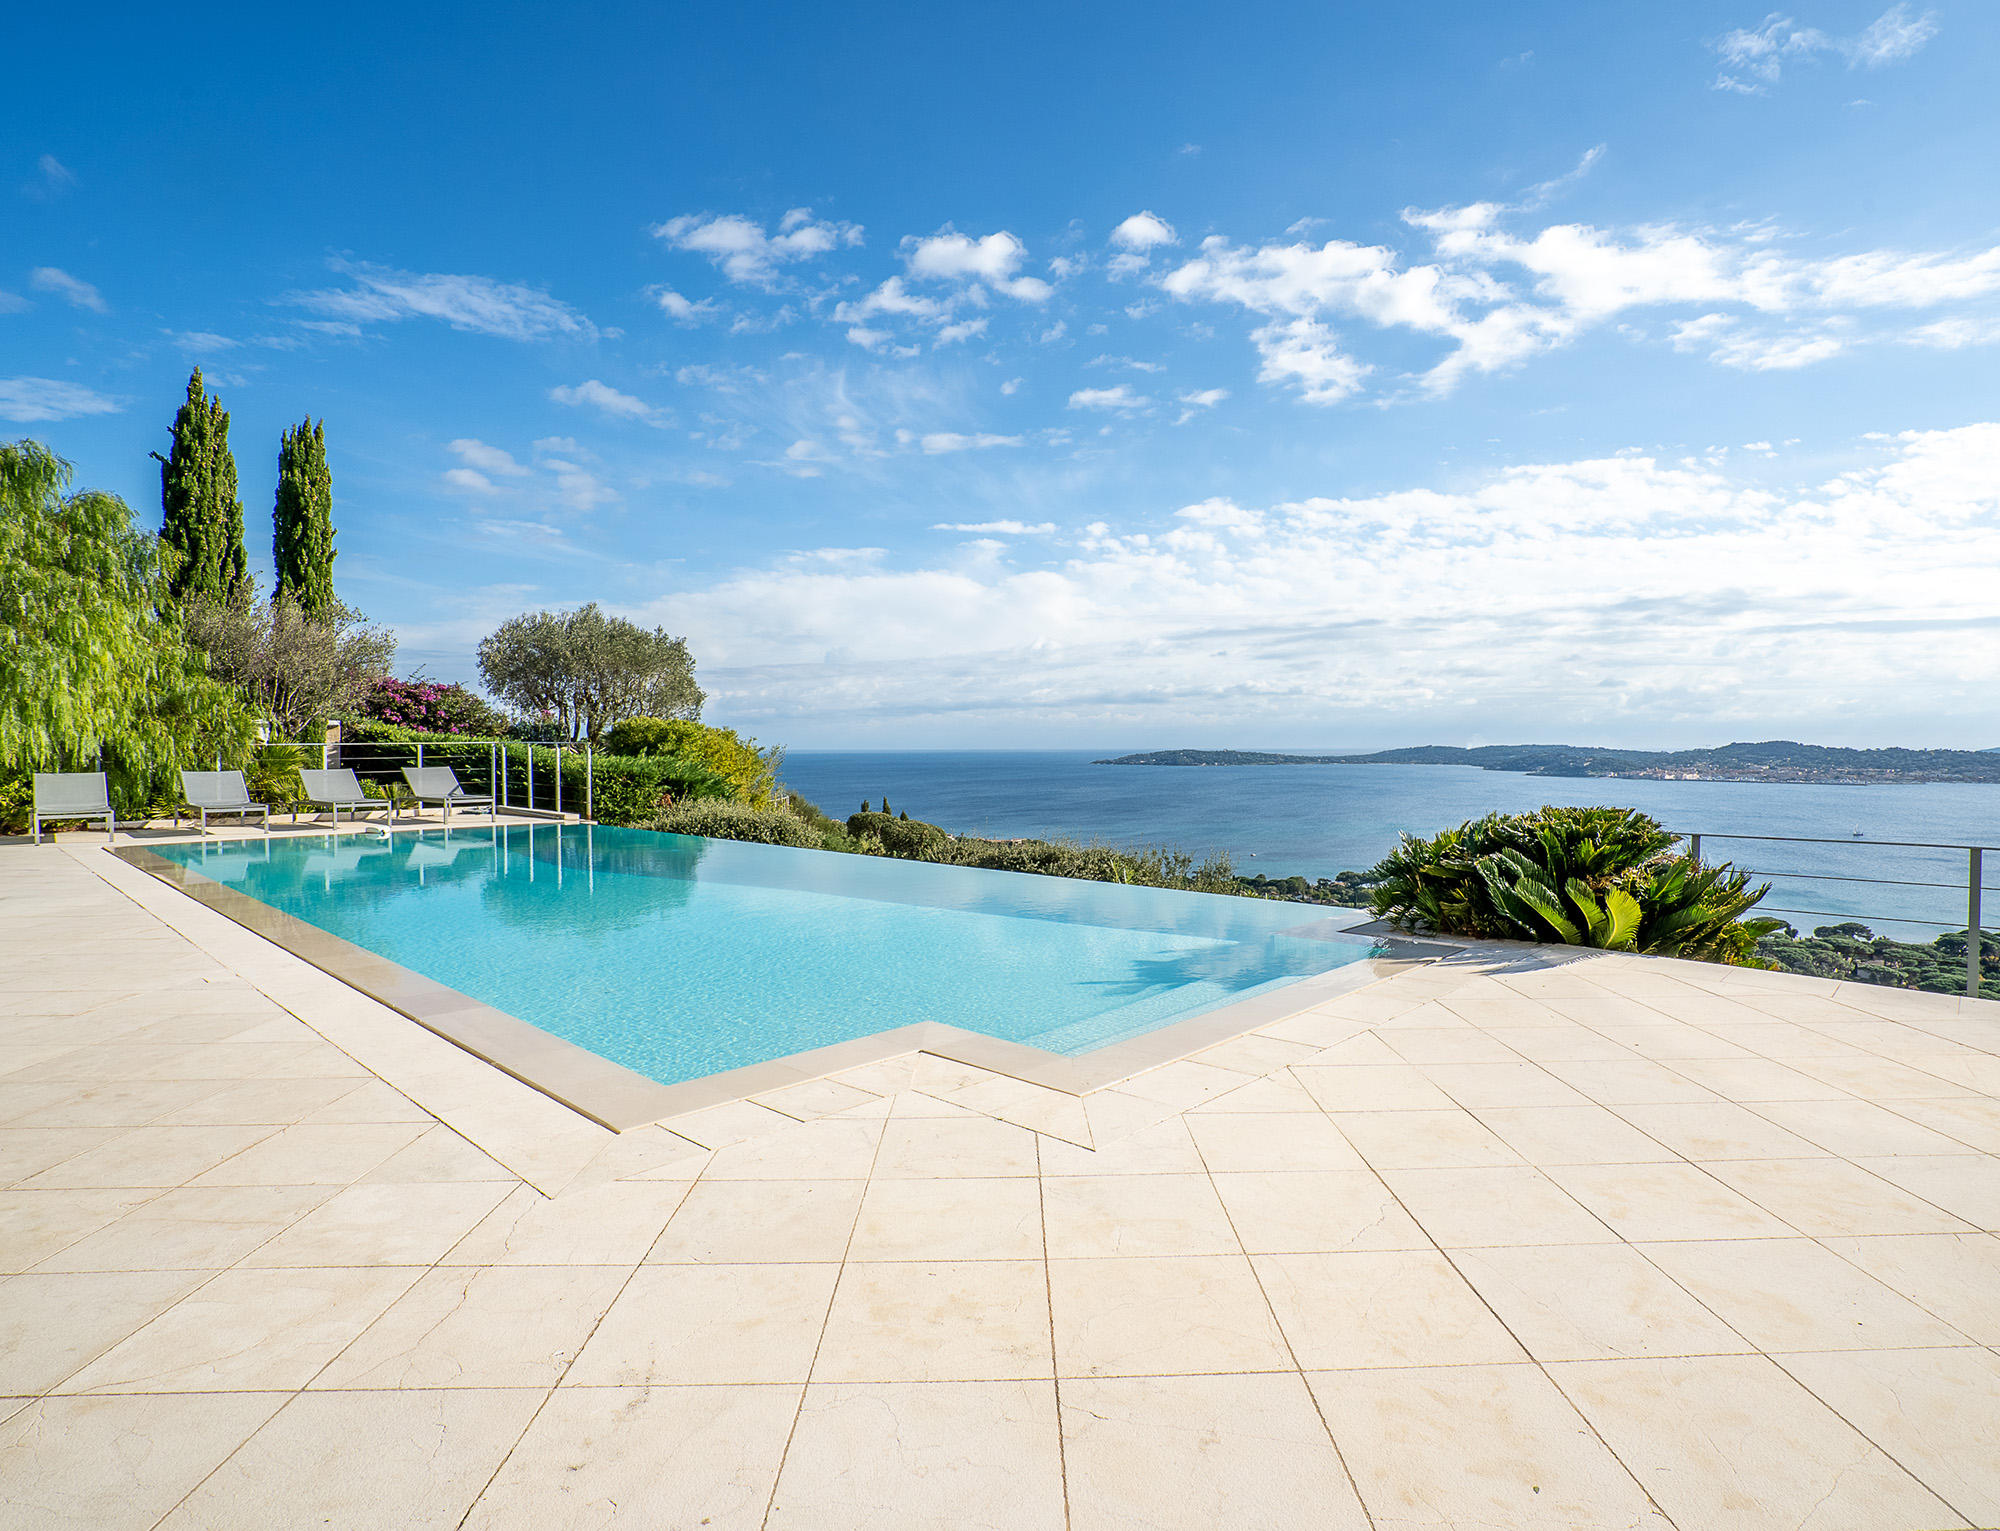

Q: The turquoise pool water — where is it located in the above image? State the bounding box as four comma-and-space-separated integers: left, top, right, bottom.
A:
154, 825, 1383, 1087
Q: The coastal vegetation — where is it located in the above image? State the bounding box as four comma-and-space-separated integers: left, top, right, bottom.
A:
476, 604, 702, 745
1099, 741, 2000, 785
1367, 806, 1783, 962
1758, 922, 2000, 1000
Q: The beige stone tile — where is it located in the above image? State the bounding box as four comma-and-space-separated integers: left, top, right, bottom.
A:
1043, 1173, 1241, 1258
752, 1076, 881, 1120
1077, 1087, 1182, 1147
1883, 1096, 2000, 1155
1296, 1032, 1407, 1067
1472, 1105, 1678, 1166
1254, 1008, 1379, 1047
0, 1187, 159, 1272
1820, 1233, 2000, 1343
1185, 1071, 1321, 1113
462, 1383, 801, 1530
1613, 1100, 1829, 1161
1784, 1053, 1971, 1098
35, 1184, 334, 1272
150, 1075, 368, 1127
1383, 1028, 1525, 1065
1643, 1236, 1969, 1351
313, 1263, 629, 1389
20, 1124, 279, 1189
1050, 1254, 1290, 1378
0, 1079, 212, 1130
1381, 1166, 1617, 1247
1184, 1111, 1364, 1172
815, 1259, 1051, 1382
1037, 1114, 1206, 1176
156, 1387, 544, 1530
1255, 1251, 1526, 1370
1417, 1060, 1594, 1108
1751, 1098, 1976, 1158
242, 1179, 514, 1266
298, 1078, 436, 1125
188, 1121, 428, 1186
910, 1055, 995, 1096
848, 1176, 1043, 1261
1311, 1362, 1672, 1531
58, 1264, 422, 1393
646, 1178, 865, 1263
659, 1098, 799, 1149
1547, 1161, 1795, 1241
766, 1380, 1064, 1531
1538, 1058, 1720, 1105
361, 1124, 516, 1183
0, 1391, 288, 1531
566, 1263, 838, 1385
1062, 1372, 1371, 1530
1211, 1169, 1430, 1254
1118, 1058, 1260, 1111
1663, 1055, 1853, 1101
1330, 1108, 1526, 1170
1454, 1243, 1749, 1361
1550, 1354, 1963, 1531
1704, 1157, 1978, 1237
943, 1073, 1093, 1144
874, 1114, 1040, 1177
0, 1126, 141, 1183
1481, 1024, 1643, 1062
1596, 1022, 1756, 1060
1293, 1064, 1457, 1112
1189, 1031, 1323, 1076
0, 1269, 210, 1393
1853, 1154, 2000, 1229
1778, 1347, 2000, 1526
687, 1114, 885, 1181
826, 1055, 917, 1097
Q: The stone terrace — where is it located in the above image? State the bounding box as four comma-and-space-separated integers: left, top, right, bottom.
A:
3, 838, 1998, 1529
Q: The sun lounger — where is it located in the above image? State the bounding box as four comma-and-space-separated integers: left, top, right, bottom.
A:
298, 768, 394, 829
401, 766, 496, 824
31, 772, 114, 844
179, 770, 270, 835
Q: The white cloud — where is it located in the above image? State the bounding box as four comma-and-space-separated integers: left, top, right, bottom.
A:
1712, 5, 1938, 92
934, 317, 989, 347
1000, 377, 1024, 395
653, 208, 862, 288
29, 267, 105, 313
286, 259, 594, 340
1068, 385, 1151, 413
549, 379, 661, 423
1173, 387, 1230, 423
1110, 212, 1178, 251
0, 290, 28, 314
538, 458, 617, 511
932, 520, 1055, 534
902, 228, 1052, 301
649, 287, 722, 323
441, 467, 495, 493
0, 376, 121, 423
1251, 318, 1370, 403
918, 432, 1022, 455
449, 439, 530, 476
659, 423, 2000, 740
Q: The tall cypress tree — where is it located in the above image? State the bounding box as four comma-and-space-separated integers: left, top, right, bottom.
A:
272, 418, 335, 617
153, 368, 248, 604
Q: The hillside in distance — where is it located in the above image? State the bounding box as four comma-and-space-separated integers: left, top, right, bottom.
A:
1093, 741, 2000, 784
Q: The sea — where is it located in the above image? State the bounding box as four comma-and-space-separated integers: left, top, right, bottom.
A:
781, 751, 2000, 941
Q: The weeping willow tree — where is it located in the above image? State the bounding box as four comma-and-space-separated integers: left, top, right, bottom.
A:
0, 440, 259, 810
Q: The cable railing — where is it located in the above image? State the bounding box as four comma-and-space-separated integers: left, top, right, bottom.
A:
250, 737, 596, 822
1683, 830, 1995, 997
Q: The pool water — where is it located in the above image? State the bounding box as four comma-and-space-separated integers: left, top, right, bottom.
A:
155, 825, 1384, 1088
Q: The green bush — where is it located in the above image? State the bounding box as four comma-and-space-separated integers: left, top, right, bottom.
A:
645, 798, 823, 847
1369, 805, 1782, 963
604, 717, 780, 806
846, 810, 950, 859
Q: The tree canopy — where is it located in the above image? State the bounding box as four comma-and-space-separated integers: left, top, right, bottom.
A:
477, 603, 703, 744
272, 417, 335, 617
155, 368, 248, 605
183, 592, 396, 740
0, 439, 258, 793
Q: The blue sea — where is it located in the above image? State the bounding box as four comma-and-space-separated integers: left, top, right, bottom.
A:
781, 751, 2000, 939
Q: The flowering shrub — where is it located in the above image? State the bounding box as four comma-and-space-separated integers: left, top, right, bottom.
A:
359, 678, 510, 737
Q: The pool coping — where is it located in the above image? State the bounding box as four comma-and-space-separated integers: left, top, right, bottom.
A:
109, 841, 1456, 1132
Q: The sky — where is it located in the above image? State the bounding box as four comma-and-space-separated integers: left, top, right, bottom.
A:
5, 1, 1998, 750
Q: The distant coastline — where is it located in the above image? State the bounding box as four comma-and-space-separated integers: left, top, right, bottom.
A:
1093, 741, 2000, 786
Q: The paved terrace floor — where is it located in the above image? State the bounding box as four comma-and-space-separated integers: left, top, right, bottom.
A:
3, 835, 1998, 1530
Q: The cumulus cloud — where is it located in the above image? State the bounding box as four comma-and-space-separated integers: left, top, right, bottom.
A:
902, 228, 1053, 301
286, 259, 594, 340
659, 423, 2000, 739
0, 376, 121, 422
1068, 385, 1151, 413
1251, 318, 1370, 403
654, 208, 862, 287
1712, 5, 1939, 92
649, 287, 722, 323
1110, 212, 1178, 251
549, 379, 661, 422
29, 266, 105, 312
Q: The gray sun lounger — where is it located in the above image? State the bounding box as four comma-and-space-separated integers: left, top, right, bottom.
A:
178, 770, 269, 835
401, 766, 496, 824
31, 772, 115, 844
298, 768, 395, 829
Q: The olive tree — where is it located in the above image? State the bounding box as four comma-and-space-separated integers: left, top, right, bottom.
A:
183, 592, 397, 740
476, 603, 703, 744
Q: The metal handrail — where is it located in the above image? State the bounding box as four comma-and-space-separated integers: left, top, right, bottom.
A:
249, 735, 596, 823
1680, 829, 1988, 997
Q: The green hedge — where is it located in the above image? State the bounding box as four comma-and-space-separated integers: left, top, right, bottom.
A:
647, 799, 823, 846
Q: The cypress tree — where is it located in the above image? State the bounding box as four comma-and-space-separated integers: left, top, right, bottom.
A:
272, 417, 336, 617
153, 368, 248, 604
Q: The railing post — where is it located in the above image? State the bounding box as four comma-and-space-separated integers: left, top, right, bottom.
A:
1689, 834, 1701, 867
556, 745, 564, 817
1970, 848, 1984, 999
416, 742, 424, 770
527, 745, 534, 812
587, 747, 593, 823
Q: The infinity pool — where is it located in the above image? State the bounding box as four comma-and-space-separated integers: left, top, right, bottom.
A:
155, 824, 1383, 1087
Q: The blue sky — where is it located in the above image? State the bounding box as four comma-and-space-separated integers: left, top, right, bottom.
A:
6, 1, 1998, 749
